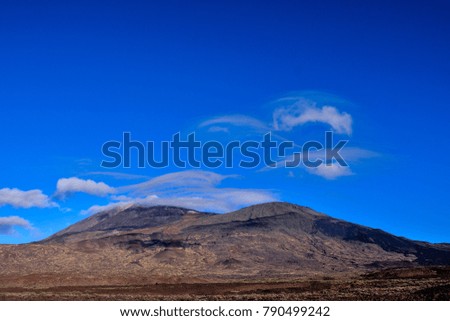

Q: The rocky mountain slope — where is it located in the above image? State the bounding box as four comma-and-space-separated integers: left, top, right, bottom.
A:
0, 202, 449, 288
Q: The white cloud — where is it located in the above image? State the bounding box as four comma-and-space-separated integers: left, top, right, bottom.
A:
307, 162, 353, 180
82, 170, 278, 215
55, 177, 116, 198
199, 115, 269, 132
273, 100, 353, 135
80, 202, 134, 216
199, 99, 352, 136
0, 216, 33, 235
0, 188, 56, 208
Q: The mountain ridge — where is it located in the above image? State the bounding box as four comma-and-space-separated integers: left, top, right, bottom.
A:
0, 201, 448, 290
41, 201, 450, 266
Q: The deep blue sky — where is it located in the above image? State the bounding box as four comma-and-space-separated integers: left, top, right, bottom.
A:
0, 0, 449, 243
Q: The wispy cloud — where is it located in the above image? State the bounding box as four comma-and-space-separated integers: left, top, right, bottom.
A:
82, 170, 277, 215
273, 100, 353, 135
80, 202, 135, 216
199, 115, 269, 132
196, 95, 369, 180
120, 170, 230, 196
207, 126, 230, 133
83, 171, 149, 180
0, 188, 56, 208
55, 177, 116, 198
265, 147, 378, 169
199, 98, 353, 136
0, 216, 33, 235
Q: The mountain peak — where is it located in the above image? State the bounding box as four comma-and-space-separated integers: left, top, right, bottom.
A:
232, 201, 327, 218
41, 201, 450, 268
49, 204, 202, 240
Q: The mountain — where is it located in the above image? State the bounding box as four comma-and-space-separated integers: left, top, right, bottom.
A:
1, 202, 449, 290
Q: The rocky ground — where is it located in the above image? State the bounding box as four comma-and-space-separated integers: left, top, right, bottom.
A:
0, 266, 448, 300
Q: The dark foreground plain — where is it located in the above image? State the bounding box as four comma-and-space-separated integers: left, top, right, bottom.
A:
0, 267, 449, 300
1, 203, 449, 300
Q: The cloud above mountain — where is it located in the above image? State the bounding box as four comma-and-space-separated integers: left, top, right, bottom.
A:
0, 188, 56, 208
55, 177, 116, 198
0, 216, 33, 235
0, 170, 278, 219
81, 170, 277, 215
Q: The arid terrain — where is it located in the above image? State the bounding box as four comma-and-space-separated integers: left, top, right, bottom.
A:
0, 202, 449, 300
0, 266, 449, 300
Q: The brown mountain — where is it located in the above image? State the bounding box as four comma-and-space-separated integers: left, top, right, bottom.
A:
0, 202, 449, 299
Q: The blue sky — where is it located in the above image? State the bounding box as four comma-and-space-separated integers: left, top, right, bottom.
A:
0, 0, 449, 244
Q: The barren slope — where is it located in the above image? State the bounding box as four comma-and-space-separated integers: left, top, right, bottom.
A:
0, 202, 449, 288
